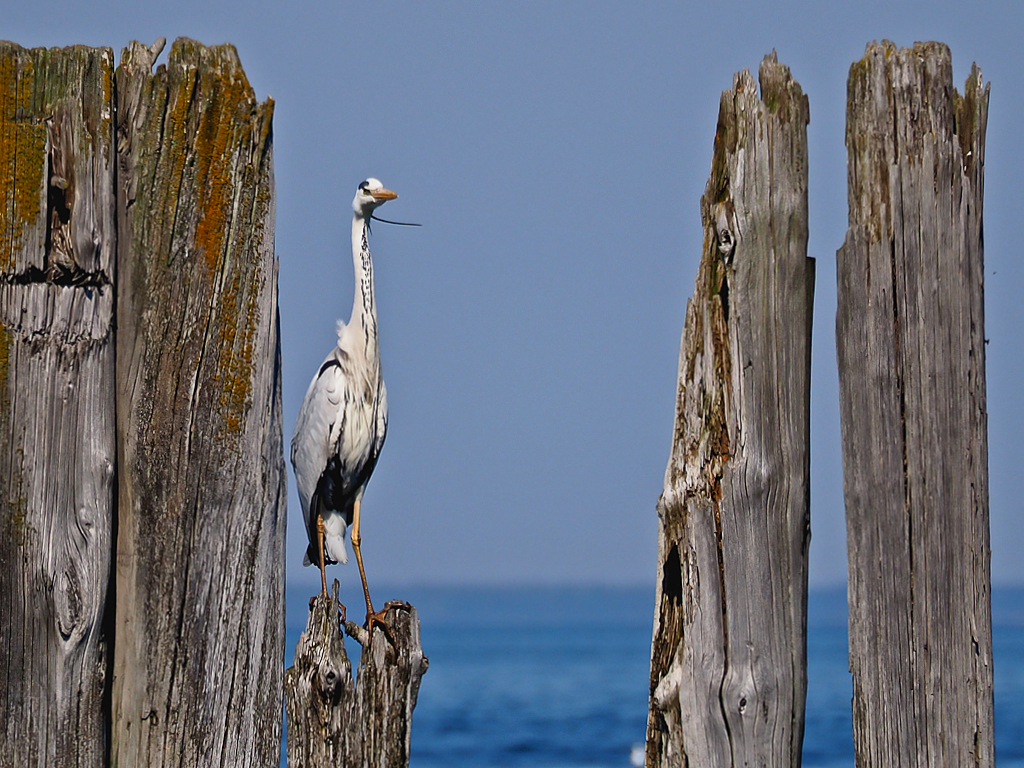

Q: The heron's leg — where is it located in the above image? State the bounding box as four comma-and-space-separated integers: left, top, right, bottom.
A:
350, 496, 375, 613
351, 496, 396, 641
317, 512, 328, 596
310, 513, 348, 621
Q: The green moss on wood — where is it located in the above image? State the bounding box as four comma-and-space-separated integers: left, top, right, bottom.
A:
955, 65, 988, 178
707, 102, 733, 207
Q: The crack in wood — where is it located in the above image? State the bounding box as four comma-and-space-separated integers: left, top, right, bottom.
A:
1, 264, 110, 287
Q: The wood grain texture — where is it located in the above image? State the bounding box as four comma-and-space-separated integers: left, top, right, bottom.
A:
0, 42, 115, 768
836, 41, 993, 767
111, 38, 285, 768
285, 583, 427, 768
647, 53, 813, 768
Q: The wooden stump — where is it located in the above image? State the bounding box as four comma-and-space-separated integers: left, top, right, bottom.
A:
0, 42, 116, 768
836, 40, 993, 767
647, 53, 813, 768
285, 583, 427, 768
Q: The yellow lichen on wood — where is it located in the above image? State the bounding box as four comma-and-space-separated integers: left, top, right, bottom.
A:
213, 170, 271, 439
117, 39, 274, 450
192, 80, 239, 277
184, 42, 258, 280
213, 267, 261, 437
113, 41, 284, 766
0, 49, 46, 272
195, 65, 270, 439
100, 52, 113, 152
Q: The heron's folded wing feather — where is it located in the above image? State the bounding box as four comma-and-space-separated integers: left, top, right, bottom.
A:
374, 378, 388, 460
291, 349, 349, 531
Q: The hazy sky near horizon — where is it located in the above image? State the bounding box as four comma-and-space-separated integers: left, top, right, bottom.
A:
7, 1, 1023, 598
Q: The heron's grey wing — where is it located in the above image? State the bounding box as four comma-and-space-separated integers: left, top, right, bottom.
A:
291, 351, 348, 544
373, 378, 388, 462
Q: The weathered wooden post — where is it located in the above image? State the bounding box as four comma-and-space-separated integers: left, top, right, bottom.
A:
836, 41, 994, 766
111, 38, 285, 767
646, 53, 813, 768
0, 42, 116, 768
284, 583, 427, 767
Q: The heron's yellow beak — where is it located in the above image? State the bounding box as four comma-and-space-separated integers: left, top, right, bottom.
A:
371, 189, 398, 201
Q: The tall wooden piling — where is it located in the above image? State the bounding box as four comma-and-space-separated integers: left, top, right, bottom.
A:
0, 42, 116, 768
647, 53, 813, 768
111, 38, 284, 767
836, 41, 993, 767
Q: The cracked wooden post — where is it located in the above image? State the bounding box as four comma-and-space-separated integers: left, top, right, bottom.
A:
836, 41, 994, 767
111, 38, 285, 767
646, 53, 813, 768
0, 42, 116, 768
285, 582, 427, 767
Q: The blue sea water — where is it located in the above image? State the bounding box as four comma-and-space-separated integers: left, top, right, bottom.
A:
284, 585, 1024, 767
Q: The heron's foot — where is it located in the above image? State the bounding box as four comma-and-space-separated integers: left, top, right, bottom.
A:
364, 607, 396, 646
309, 591, 347, 624
365, 601, 413, 647
344, 602, 412, 648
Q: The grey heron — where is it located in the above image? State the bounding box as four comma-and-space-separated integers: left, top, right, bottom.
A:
291, 177, 401, 637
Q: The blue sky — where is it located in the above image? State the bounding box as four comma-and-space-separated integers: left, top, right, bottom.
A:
8, 1, 1023, 601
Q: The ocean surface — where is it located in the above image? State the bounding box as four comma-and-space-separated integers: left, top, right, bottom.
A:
284, 585, 1024, 767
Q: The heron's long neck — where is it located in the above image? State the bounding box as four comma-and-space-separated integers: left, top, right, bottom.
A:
349, 213, 379, 351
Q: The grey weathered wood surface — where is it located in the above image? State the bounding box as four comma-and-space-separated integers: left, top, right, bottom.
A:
836, 41, 993, 767
647, 53, 813, 768
285, 583, 427, 768
0, 42, 116, 768
111, 38, 285, 767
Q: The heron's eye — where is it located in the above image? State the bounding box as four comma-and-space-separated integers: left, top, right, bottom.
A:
359, 181, 370, 191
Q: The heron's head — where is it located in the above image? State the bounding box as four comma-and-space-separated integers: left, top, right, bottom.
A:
353, 178, 398, 217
